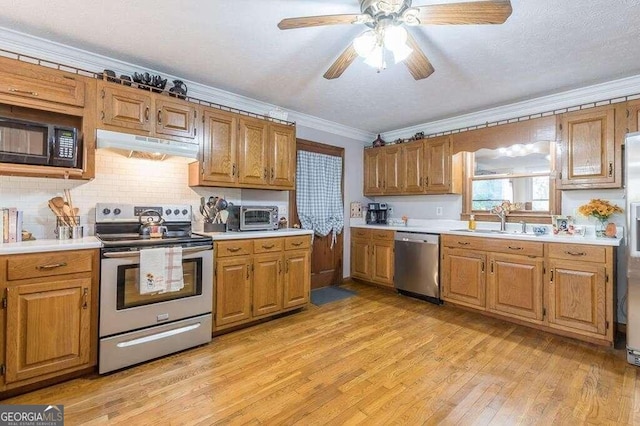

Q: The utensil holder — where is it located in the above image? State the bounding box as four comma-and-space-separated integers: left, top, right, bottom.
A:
70, 226, 84, 239
204, 222, 226, 232
55, 226, 71, 240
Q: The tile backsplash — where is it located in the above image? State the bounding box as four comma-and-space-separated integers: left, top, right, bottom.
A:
0, 149, 289, 239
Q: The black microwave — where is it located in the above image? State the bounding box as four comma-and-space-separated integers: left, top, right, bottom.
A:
0, 117, 80, 168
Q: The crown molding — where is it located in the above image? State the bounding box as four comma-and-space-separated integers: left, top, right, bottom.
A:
382, 74, 640, 141
0, 26, 373, 142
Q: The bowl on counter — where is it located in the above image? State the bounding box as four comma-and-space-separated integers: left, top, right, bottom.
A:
532, 226, 548, 236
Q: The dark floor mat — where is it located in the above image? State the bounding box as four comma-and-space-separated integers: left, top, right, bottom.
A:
311, 286, 357, 306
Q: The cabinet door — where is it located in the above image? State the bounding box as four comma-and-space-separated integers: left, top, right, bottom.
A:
559, 107, 618, 188
371, 240, 394, 287
350, 238, 371, 280
253, 253, 283, 317
364, 149, 384, 195
100, 85, 152, 132
155, 98, 197, 140
5, 278, 91, 384
201, 109, 238, 184
441, 248, 486, 309
547, 259, 607, 336
284, 250, 310, 308
402, 141, 425, 193
215, 257, 252, 327
487, 253, 543, 323
269, 123, 295, 188
238, 117, 269, 186
384, 145, 402, 193
425, 136, 452, 193
628, 99, 640, 134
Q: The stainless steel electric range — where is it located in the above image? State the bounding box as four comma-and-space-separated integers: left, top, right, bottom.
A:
95, 203, 213, 374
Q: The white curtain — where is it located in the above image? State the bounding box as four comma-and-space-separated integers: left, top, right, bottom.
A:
296, 150, 344, 247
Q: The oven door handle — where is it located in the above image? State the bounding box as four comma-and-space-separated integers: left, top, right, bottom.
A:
103, 245, 213, 258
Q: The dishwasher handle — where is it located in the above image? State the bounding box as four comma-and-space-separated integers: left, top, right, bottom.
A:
395, 232, 439, 245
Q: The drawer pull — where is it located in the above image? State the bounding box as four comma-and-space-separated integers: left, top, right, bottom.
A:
157, 109, 162, 124
145, 106, 150, 122
457, 242, 470, 246
279, 260, 282, 274
246, 265, 250, 279
508, 246, 523, 251
227, 247, 242, 253
292, 242, 303, 247
36, 262, 67, 270
565, 251, 586, 256
82, 288, 88, 310
9, 88, 38, 96
262, 244, 275, 249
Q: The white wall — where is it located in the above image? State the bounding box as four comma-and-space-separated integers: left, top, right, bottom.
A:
371, 194, 462, 221
295, 125, 365, 279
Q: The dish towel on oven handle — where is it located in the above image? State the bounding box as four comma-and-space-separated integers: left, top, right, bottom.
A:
139, 247, 184, 294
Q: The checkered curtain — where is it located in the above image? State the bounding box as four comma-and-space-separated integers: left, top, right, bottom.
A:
296, 150, 344, 247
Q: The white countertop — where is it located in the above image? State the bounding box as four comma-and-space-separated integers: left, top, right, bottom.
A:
195, 228, 314, 241
351, 221, 623, 247
0, 236, 102, 255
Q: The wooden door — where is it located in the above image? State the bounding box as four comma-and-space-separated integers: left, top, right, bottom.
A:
215, 257, 252, 326
487, 253, 543, 323
350, 238, 371, 281
252, 253, 283, 317
201, 109, 238, 184
425, 136, 452, 193
100, 84, 152, 132
238, 117, 268, 186
269, 123, 295, 188
547, 259, 607, 336
155, 98, 197, 140
371, 240, 394, 286
364, 149, 384, 195
627, 99, 640, 134
289, 139, 344, 289
284, 250, 311, 308
402, 141, 425, 194
5, 278, 91, 384
559, 107, 617, 188
383, 145, 402, 193
441, 247, 486, 309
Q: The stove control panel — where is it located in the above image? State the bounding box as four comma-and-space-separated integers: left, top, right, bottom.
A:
96, 203, 193, 223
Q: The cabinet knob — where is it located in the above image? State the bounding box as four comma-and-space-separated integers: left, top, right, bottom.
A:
157, 110, 162, 124
82, 288, 88, 310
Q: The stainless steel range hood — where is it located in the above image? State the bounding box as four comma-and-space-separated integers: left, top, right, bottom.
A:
96, 129, 199, 160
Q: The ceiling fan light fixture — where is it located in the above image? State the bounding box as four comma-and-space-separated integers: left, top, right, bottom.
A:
383, 25, 408, 50
354, 30, 377, 57
392, 43, 413, 63
364, 45, 386, 70
401, 7, 421, 25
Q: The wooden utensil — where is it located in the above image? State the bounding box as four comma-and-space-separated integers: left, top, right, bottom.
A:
64, 189, 76, 225
48, 199, 67, 226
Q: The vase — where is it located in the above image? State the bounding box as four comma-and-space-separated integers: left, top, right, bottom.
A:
595, 218, 608, 237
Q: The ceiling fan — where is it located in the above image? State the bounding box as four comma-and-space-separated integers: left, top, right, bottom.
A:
278, 0, 512, 80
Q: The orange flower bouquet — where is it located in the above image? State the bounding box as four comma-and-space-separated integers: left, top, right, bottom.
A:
577, 199, 622, 237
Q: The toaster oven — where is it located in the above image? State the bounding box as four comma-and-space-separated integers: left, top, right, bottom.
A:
226, 205, 279, 231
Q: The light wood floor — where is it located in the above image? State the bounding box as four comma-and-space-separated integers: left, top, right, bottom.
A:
3, 282, 639, 425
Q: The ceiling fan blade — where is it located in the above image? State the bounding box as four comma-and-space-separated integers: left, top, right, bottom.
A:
415, 0, 512, 25
404, 33, 435, 80
324, 43, 358, 80
278, 14, 365, 30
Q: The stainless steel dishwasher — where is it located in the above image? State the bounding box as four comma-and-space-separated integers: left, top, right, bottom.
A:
394, 232, 441, 304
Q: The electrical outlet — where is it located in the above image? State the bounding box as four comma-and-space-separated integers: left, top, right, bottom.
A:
436, 207, 443, 216
388, 206, 394, 214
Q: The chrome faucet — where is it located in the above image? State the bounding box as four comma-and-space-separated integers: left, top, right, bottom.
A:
492, 209, 507, 231
520, 221, 527, 234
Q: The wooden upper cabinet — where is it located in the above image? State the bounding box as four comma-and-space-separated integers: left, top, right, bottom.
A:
0, 56, 85, 108
558, 106, 619, 189
155, 98, 197, 140
425, 136, 453, 193
402, 141, 424, 193
627, 99, 640, 134
99, 84, 152, 132
269, 123, 295, 187
201, 109, 238, 184
364, 148, 385, 196
238, 117, 269, 185
383, 145, 402, 193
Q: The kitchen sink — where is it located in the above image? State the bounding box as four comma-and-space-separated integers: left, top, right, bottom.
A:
450, 229, 507, 234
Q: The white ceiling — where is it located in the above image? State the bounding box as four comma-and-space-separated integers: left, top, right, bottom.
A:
1, 0, 640, 134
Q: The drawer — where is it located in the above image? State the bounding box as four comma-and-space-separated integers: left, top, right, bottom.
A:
371, 230, 395, 241
351, 228, 371, 239
254, 238, 284, 254
6, 250, 94, 281
484, 238, 543, 257
216, 240, 253, 257
442, 234, 485, 251
546, 243, 606, 263
285, 235, 311, 251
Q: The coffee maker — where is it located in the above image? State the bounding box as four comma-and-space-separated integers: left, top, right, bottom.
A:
366, 203, 388, 225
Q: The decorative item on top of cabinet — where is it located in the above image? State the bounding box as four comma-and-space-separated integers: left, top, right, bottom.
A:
350, 228, 394, 287
557, 105, 620, 189
0, 249, 99, 394
189, 108, 295, 190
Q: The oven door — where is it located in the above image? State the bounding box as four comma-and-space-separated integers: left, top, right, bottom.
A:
99, 245, 213, 337
241, 208, 274, 230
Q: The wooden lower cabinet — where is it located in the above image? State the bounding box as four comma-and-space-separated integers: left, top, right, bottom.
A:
350, 228, 394, 287
441, 235, 614, 345
214, 236, 311, 330
0, 249, 98, 393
